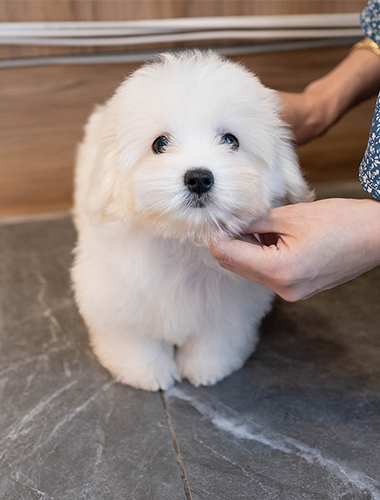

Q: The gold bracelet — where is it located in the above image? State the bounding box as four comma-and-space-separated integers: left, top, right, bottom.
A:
351, 39, 380, 57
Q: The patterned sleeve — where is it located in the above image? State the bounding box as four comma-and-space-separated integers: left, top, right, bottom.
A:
358, 0, 380, 200
360, 0, 380, 45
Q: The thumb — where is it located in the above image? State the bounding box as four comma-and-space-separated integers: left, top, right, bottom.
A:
209, 237, 272, 276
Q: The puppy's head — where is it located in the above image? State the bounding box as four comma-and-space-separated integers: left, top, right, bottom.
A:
87, 50, 312, 243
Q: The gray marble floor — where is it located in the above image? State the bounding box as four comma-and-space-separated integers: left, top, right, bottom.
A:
1, 183, 380, 500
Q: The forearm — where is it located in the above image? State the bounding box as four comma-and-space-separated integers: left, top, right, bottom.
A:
356, 198, 380, 274
307, 39, 380, 128
280, 38, 380, 144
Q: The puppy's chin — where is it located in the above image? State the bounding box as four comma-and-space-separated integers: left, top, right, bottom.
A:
135, 200, 269, 246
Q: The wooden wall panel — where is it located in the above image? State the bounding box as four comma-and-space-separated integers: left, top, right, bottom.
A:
0, 0, 373, 215
0, 0, 369, 23
0, 46, 376, 216
0, 1, 368, 60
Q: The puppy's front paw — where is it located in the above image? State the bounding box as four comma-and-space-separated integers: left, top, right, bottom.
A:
112, 355, 180, 392
177, 354, 227, 387
176, 345, 236, 387
176, 328, 256, 386
89, 328, 180, 391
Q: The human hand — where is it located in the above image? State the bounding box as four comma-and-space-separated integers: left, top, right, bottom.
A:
209, 199, 380, 302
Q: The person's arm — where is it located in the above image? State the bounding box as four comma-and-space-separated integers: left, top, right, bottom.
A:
280, 37, 380, 144
209, 40, 380, 300
209, 198, 380, 302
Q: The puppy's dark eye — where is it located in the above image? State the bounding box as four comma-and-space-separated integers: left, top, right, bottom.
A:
221, 133, 239, 150
152, 135, 170, 154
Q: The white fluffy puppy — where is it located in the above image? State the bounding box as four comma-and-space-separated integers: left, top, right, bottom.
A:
72, 50, 312, 391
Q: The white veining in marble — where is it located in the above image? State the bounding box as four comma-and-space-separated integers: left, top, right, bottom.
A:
0, 218, 197, 499
1, 381, 115, 472
0, 381, 78, 454
167, 386, 380, 499
44, 380, 115, 445
0, 376, 9, 396
0, 345, 66, 378
3, 299, 73, 330
33, 254, 61, 344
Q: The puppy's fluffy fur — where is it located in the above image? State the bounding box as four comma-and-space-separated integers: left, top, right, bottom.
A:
72, 50, 312, 391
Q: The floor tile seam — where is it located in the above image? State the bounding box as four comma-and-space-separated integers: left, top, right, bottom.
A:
160, 390, 193, 500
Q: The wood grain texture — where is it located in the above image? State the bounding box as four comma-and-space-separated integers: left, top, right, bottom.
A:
0, 46, 376, 216
0, 0, 368, 59
0, 0, 368, 22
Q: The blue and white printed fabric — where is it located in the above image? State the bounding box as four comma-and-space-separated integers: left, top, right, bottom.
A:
359, 0, 380, 199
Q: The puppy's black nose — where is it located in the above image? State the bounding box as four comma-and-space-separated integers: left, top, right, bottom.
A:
184, 169, 214, 195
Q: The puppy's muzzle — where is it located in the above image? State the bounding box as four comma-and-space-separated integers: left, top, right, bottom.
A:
184, 168, 214, 195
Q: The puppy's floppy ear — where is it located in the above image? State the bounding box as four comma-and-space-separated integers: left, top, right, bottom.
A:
275, 137, 315, 204
77, 84, 153, 223
263, 88, 315, 204
86, 139, 119, 219
76, 101, 130, 223
239, 81, 314, 205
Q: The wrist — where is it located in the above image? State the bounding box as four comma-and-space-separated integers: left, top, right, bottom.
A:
302, 78, 342, 137
278, 88, 335, 145
305, 44, 380, 130
360, 199, 380, 268
301, 43, 380, 139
